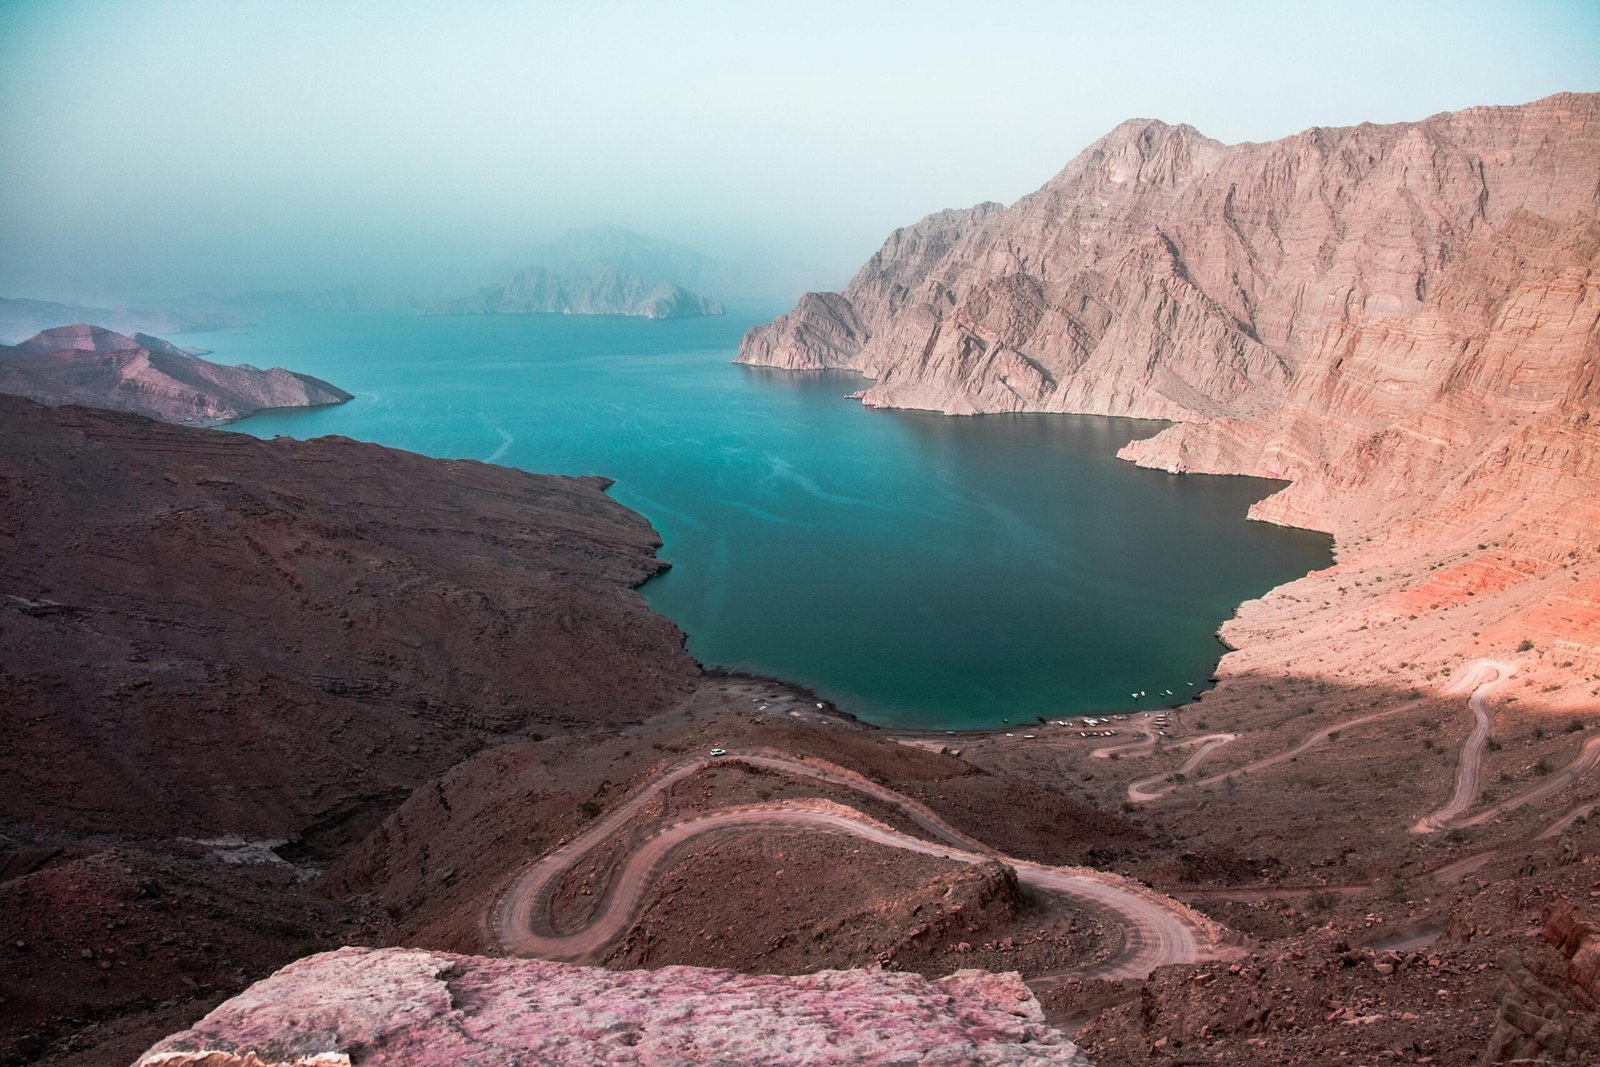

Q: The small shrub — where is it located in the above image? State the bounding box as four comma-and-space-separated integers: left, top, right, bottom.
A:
1518, 639, 1535, 652
1535, 758, 1552, 774
577, 800, 602, 819
1486, 738, 1502, 752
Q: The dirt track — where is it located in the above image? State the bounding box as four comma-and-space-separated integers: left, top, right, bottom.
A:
490, 750, 1224, 982
1412, 661, 1515, 833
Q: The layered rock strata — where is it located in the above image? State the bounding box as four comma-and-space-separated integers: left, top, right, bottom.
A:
741, 94, 1596, 423
135, 946, 1091, 1066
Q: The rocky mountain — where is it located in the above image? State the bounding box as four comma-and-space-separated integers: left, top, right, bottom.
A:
135, 947, 1089, 1065
740, 94, 1597, 423
741, 93, 1600, 685
0, 296, 242, 344
500, 223, 842, 302
0, 323, 352, 425
432, 264, 723, 318
505, 224, 715, 287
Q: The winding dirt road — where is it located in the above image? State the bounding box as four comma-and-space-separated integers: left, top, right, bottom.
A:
1458, 735, 1600, 829
1119, 655, 1596, 851
1412, 661, 1515, 833
1127, 734, 1236, 803
1123, 674, 1478, 805
1090, 716, 1160, 759
491, 750, 1224, 982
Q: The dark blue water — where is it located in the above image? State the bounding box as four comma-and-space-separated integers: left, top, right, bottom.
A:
221, 302, 1330, 728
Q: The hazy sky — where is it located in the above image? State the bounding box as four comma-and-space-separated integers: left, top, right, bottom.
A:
2, 0, 1597, 304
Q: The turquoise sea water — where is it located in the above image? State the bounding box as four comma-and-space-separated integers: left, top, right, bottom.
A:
222, 302, 1330, 729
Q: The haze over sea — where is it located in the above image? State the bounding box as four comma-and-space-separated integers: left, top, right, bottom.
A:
225, 302, 1330, 729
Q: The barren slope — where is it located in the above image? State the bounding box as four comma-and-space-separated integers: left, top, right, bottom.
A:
0, 395, 697, 844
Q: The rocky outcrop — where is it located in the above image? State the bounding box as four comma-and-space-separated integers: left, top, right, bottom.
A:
1541, 897, 1600, 1006
431, 266, 723, 319
0, 324, 352, 425
739, 291, 869, 369
1479, 898, 1600, 1064
136, 946, 1090, 1066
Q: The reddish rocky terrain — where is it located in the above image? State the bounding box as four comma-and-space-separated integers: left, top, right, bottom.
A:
320, 695, 1156, 976
8, 93, 1600, 1067
0, 395, 697, 1064
135, 946, 1092, 1065
0, 395, 696, 843
0, 324, 352, 425
741, 91, 1600, 709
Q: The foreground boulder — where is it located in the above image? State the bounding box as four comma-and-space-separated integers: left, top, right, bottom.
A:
135, 947, 1090, 1065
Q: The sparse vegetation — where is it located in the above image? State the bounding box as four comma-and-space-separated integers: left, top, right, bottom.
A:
1517, 639, 1535, 652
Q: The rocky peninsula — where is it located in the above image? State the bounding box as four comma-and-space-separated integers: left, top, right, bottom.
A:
0, 324, 352, 425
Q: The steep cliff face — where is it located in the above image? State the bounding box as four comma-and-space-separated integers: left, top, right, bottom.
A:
136, 947, 1090, 1066
741, 94, 1600, 680
1120, 210, 1600, 534
0, 324, 352, 425
741, 93, 1596, 420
